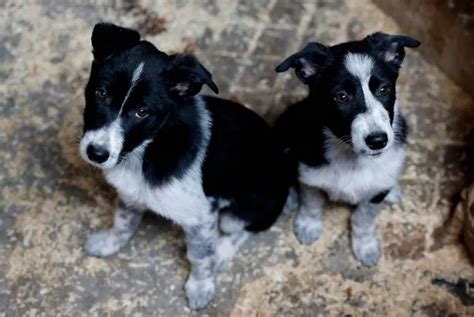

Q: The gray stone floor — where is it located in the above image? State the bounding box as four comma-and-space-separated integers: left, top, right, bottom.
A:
1, 0, 473, 316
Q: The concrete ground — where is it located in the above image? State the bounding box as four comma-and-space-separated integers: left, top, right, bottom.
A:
1, 0, 473, 316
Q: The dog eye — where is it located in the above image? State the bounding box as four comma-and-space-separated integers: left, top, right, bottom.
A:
135, 108, 149, 119
334, 92, 349, 104
378, 85, 391, 96
95, 88, 107, 100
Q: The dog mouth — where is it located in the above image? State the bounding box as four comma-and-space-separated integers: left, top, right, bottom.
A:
342, 140, 385, 158
361, 146, 390, 158
367, 152, 383, 158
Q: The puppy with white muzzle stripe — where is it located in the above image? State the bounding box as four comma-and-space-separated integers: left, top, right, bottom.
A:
80, 23, 290, 309
275, 33, 420, 267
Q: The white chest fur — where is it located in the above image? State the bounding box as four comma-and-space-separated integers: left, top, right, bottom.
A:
299, 145, 405, 204
104, 149, 211, 227
103, 97, 213, 227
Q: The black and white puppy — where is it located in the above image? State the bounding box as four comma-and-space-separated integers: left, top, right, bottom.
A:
80, 23, 289, 309
275, 33, 420, 267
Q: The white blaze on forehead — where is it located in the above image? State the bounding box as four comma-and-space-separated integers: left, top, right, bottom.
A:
343, 53, 393, 153
344, 53, 374, 82
118, 62, 144, 116
344, 53, 380, 112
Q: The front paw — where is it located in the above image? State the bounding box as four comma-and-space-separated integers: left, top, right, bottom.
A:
351, 233, 381, 267
84, 230, 123, 257
185, 277, 216, 310
293, 212, 323, 245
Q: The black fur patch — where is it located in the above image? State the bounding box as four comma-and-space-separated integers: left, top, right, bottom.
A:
202, 97, 290, 232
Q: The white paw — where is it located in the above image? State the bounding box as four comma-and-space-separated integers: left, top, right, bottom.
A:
385, 186, 403, 204
293, 212, 323, 245
185, 277, 216, 310
84, 230, 122, 257
352, 233, 381, 267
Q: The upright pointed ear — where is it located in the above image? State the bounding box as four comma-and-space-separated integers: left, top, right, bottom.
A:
275, 42, 330, 84
91, 23, 140, 61
163, 54, 219, 98
366, 32, 420, 68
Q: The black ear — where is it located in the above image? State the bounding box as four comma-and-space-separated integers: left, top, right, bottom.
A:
366, 32, 420, 68
91, 23, 140, 61
275, 42, 330, 84
163, 54, 219, 98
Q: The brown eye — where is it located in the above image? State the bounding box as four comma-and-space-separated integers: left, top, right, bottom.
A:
135, 108, 149, 119
95, 88, 107, 100
334, 92, 349, 104
378, 85, 391, 96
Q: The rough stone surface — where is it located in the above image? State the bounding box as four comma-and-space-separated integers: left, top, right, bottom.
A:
1, 0, 473, 316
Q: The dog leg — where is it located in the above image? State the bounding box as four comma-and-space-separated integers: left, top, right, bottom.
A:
294, 184, 325, 244
351, 201, 382, 267
85, 200, 144, 257
183, 217, 219, 310
283, 186, 299, 215
215, 213, 249, 272
385, 183, 403, 204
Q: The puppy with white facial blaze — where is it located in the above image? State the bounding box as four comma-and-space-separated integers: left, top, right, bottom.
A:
275, 33, 420, 267
80, 23, 289, 309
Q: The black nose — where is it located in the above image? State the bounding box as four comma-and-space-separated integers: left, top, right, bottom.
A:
365, 132, 388, 150
86, 144, 109, 164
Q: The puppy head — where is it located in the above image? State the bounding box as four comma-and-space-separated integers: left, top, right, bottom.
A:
80, 23, 218, 169
276, 32, 420, 157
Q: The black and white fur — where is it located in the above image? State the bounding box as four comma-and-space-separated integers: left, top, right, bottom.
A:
80, 23, 289, 309
275, 33, 420, 267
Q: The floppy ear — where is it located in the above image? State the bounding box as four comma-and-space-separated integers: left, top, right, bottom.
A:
163, 54, 219, 98
91, 23, 140, 61
275, 42, 330, 84
366, 32, 420, 68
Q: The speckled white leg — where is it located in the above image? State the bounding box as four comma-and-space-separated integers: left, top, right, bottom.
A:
183, 217, 218, 310
215, 213, 248, 272
215, 231, 249, 272
294, 184, 325, 245
85, 200, 144, 257
351, 202, 382, 267
385, 183, 403, 204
